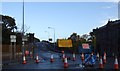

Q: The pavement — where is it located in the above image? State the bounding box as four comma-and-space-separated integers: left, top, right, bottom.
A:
1, 42, 120, 71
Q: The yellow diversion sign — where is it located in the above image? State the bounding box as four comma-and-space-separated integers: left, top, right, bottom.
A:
58, 39, 73, 47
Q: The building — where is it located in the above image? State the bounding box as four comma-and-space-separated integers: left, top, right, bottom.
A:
92, 20, 120, 57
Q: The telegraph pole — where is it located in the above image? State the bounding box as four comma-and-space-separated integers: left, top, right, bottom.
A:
22, 0, 25, 55
23, 0, 24, 35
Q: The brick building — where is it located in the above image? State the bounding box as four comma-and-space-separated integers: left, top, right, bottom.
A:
92, 20, 120, 57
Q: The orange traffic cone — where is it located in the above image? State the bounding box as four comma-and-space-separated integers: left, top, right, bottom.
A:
114, 56, 119, 70
62, 53, 65, 62
62, 50, 64, 54
91, 52, 94, 56
81, 53, 84, 62
97, 52, 99, 60
50, 54, 54, 63
99, 56, 104, 69
103, 52, 106, 64
36, 54, 39, 63
22, 54, 26, 64
73, 52, 76, 61
30, 52, 33, 59
64, 57, 68, 68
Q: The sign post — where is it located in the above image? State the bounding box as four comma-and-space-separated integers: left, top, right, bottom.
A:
10, 35, 16, 61
22, 36, 28, 55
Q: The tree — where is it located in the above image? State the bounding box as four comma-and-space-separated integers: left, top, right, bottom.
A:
1, 15, 17, 32
89, 32, 96, 52
68, 33, 79, 52
81, 34, 89, 41
1, 15, 17, 44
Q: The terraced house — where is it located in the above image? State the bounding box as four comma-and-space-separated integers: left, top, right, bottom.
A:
92, 20, 120, 57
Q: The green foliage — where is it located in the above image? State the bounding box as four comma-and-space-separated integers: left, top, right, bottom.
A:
1, 14, 17, 44
68, 32, 95, 52
1, 15, 17, 32
89, 32, 96, 49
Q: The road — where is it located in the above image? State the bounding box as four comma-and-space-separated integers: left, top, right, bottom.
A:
2, 42, 120, 71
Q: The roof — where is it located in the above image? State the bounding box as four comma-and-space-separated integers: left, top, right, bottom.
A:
99, 19, 120, 29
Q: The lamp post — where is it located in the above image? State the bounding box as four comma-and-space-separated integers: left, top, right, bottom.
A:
45, 31, 50, 41
48, 27, 55, 48
22, 0, 25, 55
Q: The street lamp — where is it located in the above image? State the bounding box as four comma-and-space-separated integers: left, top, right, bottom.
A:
45, 31, 50, 41
48, 27, 55, 48
22, 0, 25, 55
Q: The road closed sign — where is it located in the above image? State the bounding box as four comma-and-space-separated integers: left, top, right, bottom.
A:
82, 43, 90, 49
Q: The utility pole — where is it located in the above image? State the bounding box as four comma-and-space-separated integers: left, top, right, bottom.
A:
48, 27, 56, 48
45, 31, 50, 41
23, 0, 24, 35
22, 0, 25, 55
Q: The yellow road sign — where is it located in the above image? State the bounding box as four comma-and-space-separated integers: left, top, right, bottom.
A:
58, 39, 73, 47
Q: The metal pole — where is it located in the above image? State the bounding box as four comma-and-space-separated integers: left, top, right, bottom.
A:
53, 28, 55, 48
22, 0, 24, 35
14, 42, 16, 60
22, 0, 25, 55
10, 43, 12, 62
45, 31, 50, 41
48, 27, 56, 48
22, 41, 25, 55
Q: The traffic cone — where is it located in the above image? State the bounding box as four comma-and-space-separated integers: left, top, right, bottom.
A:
73, 52, 76, 61
64, 57, 68, 68
30, 52, 33, 59
114, 56, 119, 70
50, 54, 54, 63
62, 50, 64, 54
103, 52, 106, 64
81, 53, 84, 62
97, 53, 99, 60
91, 52, 94, 56
62, 53, 65, 62
36, 54, 39, 63
99, 56, 104, 69
22, 54, 26, 64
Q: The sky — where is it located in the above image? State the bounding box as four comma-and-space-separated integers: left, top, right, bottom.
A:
1, 1, 118, 41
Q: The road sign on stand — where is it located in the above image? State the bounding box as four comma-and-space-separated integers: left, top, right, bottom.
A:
10, 35, 16, 42
82, 44, 90, 49
22, 36, 28, 55
22, 36, 28, 42
10, 35, 16, 61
